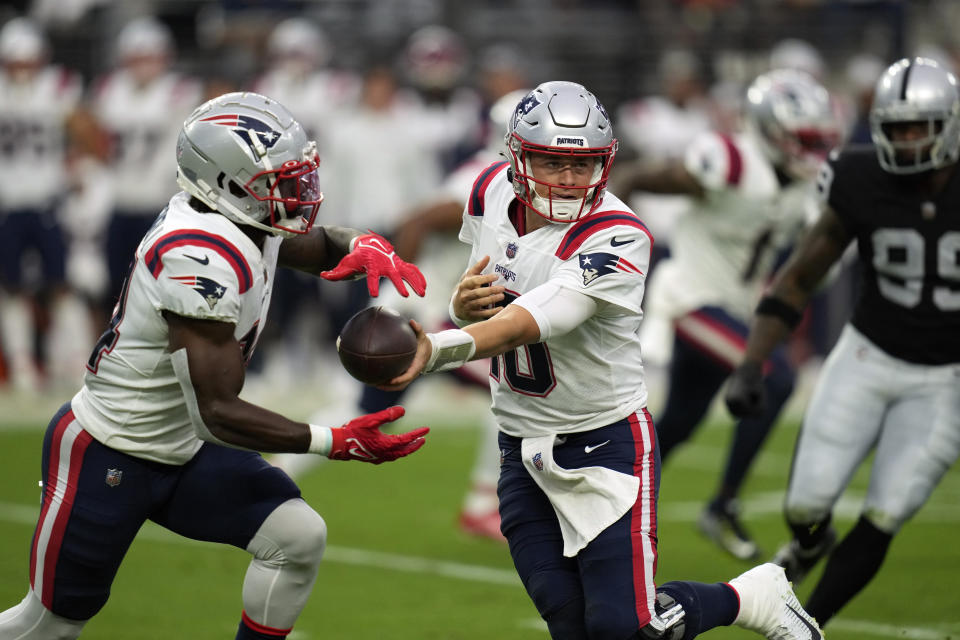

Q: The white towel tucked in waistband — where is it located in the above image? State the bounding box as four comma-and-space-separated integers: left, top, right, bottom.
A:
521, 434, 640, 557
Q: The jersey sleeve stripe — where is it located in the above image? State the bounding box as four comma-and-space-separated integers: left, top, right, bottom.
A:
555, 212, 653, 260
718, 134, 743, 185
467, 161, 509, 217
144, 230, 253, 293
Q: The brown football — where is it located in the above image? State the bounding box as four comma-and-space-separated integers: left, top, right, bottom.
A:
336, 306, 418, 385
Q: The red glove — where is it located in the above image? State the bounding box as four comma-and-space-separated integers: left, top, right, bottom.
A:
328, 406, 429, 464
321, 232, 427, 298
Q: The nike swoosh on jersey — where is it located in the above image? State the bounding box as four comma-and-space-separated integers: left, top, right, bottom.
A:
786, 604, 822, 639
584, 440, 611, 453
185, 254, 210, 265
610, 237, 634, 247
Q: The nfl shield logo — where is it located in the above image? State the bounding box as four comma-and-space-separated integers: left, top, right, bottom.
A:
105, 468, 122, 487
506, 242, 518, 259
532, 452, 543, 471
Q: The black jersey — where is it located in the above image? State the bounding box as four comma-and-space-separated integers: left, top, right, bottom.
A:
822, 146, 960, 364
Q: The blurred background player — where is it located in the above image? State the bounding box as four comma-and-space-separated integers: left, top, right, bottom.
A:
272, 89, 532, 542
614, 48, 715, 276
726, 56, 960, 628
91, 15, 202, 313
609, 69, 842, 560
0, 17, 87, 391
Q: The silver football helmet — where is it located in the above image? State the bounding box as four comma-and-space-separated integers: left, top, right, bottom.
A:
870, 57, 960, 174
744, 68, 840, 180
176, 92, 323, 237
0, 17, 47, 65
505, 81, 618, 223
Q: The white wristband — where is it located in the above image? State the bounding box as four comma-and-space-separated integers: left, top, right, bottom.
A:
424, 329, 477, 373
308, 424, 333, 455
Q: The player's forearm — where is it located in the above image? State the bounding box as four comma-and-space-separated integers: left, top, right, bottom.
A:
464, 305, 541, 358
199, 395, 312, 453
278, 225, 362, 274
609, 160, 705, 198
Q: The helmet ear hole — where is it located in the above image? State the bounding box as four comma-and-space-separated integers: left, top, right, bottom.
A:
228, 181, 248, 199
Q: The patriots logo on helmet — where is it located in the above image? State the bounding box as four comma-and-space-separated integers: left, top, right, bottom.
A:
200, 114, 282, 155
594, 98, 610, 122
578, 252, 643, 286
512, 93, 541, 129
170, 275, 228, 309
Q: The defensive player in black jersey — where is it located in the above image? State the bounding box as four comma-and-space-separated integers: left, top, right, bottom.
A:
725, 56, 960, 627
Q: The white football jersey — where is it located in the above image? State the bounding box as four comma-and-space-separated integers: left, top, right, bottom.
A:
93, 70, 202, 212
72, 192, 280, 464
0, 66, 82, 209
644, 130, 816, 323
460, 162, 651, 437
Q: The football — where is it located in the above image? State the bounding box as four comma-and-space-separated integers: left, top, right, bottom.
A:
336, 306, 418, 385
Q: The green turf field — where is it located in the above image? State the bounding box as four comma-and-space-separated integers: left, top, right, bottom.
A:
1, 397, 958, 639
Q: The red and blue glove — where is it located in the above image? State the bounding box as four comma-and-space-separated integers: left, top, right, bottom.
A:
329, 406, 429, 464
321, 232, 427, 298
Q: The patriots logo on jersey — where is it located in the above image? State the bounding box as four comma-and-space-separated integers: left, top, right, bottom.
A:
170, 275, 228, 309
512, 94, 541, 129
578, 252, 643, 286
200, 114, 282, 155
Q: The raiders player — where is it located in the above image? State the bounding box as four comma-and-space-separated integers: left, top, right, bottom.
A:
386, 81, 823, 640
725, 57, 960, 627
0, 92, 428, 640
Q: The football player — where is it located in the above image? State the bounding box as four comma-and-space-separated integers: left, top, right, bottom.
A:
725, 57, 960, 627
91, 16, 203, 315
0, 92, 428, 640
608, 69, 840, 560
386, 81, 823, 640
0, 17, 85, 390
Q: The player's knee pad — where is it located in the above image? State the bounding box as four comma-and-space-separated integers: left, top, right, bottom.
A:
0, 591, 87, 640
248, 498, 327, 570
526, 571, 587, 639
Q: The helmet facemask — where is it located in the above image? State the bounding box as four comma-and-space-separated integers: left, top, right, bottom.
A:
244, 142, 323, 235
508, 134, 615, 222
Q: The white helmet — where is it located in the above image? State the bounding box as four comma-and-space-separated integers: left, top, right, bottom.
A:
0, 17, 47, 65
267, 17, 331, 69
115, 16, 173, 62
505, 81, 617, 223
176, 92, 323, 237
744, 68, 840, 180
869, 57, 960, 174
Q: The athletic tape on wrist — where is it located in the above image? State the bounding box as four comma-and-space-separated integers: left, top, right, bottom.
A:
308, 424, 333, 455
424, 329, 476, 373
755, 296, 802, 329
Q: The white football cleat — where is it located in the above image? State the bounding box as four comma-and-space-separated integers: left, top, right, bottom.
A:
729, 563, 823, 640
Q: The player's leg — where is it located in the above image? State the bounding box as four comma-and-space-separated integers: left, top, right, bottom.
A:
773, 326, 887, 583
702, 343, 795, 560
656, 310, 732, 460
0, 404, 154, 638
0, 210, 42, 390
459, 405, 504, 540
802, 357, 960, 626
151, 443, 322, 639
498, 431, 588, 639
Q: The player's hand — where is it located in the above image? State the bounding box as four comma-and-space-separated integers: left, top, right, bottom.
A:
329, 406, 429, 463
321, 232, 427, 298
452, 256, 505, 322
378, 320, 431, 392
724, 361, 766, 417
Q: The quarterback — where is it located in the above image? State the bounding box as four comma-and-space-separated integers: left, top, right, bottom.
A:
387, 81, 823, 640
0, 92, 428, 640
726, 57, 960, 627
